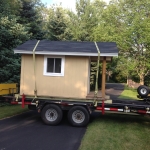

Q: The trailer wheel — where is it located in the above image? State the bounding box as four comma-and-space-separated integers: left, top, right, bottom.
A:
41, 104, 63, 125
137, 85, 149, 97
68, 106, 90, 127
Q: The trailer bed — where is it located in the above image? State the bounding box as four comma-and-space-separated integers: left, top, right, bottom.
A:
1, 94, 150, 126
8, 95, 150, 113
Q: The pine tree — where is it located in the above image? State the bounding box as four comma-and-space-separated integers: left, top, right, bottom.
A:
0, 0, 29, 83
18, 0, 45, 40
46, 5, 68, 41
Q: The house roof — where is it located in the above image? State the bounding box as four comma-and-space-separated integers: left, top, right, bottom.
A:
14, 40, 118, 57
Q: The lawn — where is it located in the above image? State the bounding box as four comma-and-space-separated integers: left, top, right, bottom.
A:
79, 113, 150, 150
0, 104, 28, 119
119, 86, 139, 99
80, 85, 150, 150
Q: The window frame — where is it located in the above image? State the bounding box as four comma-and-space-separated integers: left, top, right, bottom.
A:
43, 55, 65, 76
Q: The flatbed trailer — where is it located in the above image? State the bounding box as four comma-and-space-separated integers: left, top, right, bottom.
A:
2, 94, 150, 127
1, 41, 150, 126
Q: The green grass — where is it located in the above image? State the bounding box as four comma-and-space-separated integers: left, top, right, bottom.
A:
119, 86, 138, 99
0, 105, 28, 119
80, 113, 150, 150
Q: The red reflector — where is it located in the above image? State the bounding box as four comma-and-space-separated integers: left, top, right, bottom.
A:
102, 100, 105, 115
110, 108, 118, 111
11, 102, 18, 104
61, 103, 68, 106
138, 110, 146, 114
22, 94, 25, 108
96, 107, 102, 110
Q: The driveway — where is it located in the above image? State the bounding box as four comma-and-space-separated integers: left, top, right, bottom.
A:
0, 111, 86, 150
105, 83, 125, 100
0, 83, 125, 150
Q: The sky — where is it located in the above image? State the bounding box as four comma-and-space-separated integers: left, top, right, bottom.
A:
41, 0, 110, 11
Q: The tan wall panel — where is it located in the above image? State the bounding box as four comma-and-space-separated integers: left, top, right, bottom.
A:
20, 55, 35, 95
20, 55, 89, 98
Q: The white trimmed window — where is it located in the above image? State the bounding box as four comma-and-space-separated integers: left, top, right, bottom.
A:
43, 56, 65, 76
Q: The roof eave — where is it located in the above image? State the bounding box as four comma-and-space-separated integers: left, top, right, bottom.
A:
14, 50, 118, 57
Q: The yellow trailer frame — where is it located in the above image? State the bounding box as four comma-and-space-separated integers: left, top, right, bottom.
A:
0, 83, 18, 95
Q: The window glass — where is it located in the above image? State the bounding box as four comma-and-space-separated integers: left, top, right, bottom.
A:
55, 58, 61, 73
44, 56, 65, 76
47, 58, 54, 72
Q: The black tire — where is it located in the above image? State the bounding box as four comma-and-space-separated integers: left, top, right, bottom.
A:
137, 85, 149, 97
68, 106, 90, 127
41, 104, 63, 125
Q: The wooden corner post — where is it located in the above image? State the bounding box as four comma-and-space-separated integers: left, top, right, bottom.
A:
102, 57, 106, 98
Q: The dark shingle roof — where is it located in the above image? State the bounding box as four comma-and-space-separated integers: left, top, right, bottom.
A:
14, 40, 118, 56
37, 40, 97, 53
96, 42, 118, 54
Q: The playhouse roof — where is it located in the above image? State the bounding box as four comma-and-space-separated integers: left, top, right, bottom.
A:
14, 40, 118, 57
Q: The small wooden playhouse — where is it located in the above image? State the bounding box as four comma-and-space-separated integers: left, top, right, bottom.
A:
14, 40, 118, 99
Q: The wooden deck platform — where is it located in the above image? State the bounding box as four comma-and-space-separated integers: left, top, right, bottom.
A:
86, 91, 110, 100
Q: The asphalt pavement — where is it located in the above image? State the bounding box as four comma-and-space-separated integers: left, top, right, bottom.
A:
0, 111, 86, 150
0, 83, 125, 150
105, 83, 125, 100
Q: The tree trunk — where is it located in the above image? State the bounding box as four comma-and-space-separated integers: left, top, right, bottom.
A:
140, 75, 144, 85
127, 75, 129, 86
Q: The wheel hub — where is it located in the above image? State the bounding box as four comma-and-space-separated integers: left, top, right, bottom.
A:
72, 110, 85, 123
77, 114, 81, 119
140, 88, 147, 94
45, 108, 58, 121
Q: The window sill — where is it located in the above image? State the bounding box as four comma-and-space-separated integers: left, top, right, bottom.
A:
43, 73, 64, 76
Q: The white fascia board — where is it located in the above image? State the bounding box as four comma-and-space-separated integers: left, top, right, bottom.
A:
14, 50, 118, 57
100, 53, 118, 57
14, 50, 98, 56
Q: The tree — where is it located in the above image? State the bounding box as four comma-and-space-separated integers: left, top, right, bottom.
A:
92, 0, 150, 85
91, 1, 124, 83
0, 0, 29, 83
18, 0, 45, 40
116, 56, 136, 84
118, 0, 150, 85
45, 4, 69, 41
67, 0, 98, 41
92, 0, 122, 42
0, 0, 21, 16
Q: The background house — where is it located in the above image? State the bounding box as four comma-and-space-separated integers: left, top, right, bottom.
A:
14, 40, 118, 99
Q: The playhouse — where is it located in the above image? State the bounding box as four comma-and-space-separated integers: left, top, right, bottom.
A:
14, 40, 118, 99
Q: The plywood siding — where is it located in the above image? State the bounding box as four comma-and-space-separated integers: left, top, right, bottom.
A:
20, 55, 90, 98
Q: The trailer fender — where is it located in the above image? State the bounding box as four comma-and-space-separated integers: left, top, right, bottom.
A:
37, 102, 56, 113
72, 104, 92, 114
